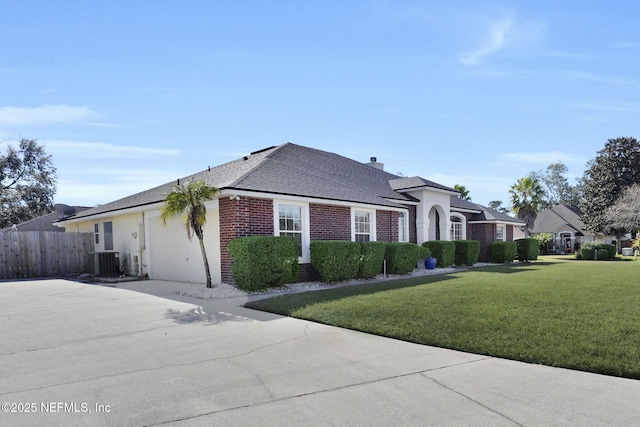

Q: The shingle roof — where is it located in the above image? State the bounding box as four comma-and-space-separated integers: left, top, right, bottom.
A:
450, 197, 525, 225
530, 204, 593, 236
389, 176, 458, 193
3, 206, 91, 231
70, 143, 427, 220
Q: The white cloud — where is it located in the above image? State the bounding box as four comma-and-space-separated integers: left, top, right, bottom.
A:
0, 104, 101, 126
459, 14, 514, 66
55, 168, 184, 206
44, 140, 180, 158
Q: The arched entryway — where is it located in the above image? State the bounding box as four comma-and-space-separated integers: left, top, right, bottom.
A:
428, 205, 448, 241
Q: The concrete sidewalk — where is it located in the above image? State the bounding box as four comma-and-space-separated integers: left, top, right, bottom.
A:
1, 279, 638, 426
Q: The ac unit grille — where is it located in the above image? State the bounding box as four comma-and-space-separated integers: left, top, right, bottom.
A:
89, 252, 120, 275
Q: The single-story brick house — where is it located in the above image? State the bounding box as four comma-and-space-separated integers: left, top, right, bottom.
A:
58, 143, 524, 284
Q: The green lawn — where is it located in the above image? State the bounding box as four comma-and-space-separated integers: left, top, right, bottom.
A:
246, 256, 640, 379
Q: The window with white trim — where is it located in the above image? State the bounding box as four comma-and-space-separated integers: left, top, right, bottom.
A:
278, 205, 303, 256
450, 217, 463, 241
274, 201, 309, 261
94, 223, 100, 245
496, 224, 506, 241
398, 211, 408, 242
352, 209, 375, 243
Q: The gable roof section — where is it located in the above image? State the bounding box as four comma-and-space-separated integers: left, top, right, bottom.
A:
450, 196, 525, 225
470, 205, 525, 224
389, 176, 458, 194
530, 204, 593, 236
4, 206, 91, 231
69, 143, 425, 220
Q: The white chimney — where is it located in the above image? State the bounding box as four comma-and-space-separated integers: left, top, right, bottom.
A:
366, 156, 384, 170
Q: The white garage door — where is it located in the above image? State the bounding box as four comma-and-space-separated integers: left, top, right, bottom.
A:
147, 210, 220, 284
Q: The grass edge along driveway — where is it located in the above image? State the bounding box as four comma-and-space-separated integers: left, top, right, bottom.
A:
246, 256, 640, 380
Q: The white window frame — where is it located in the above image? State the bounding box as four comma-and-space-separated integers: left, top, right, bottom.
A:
351, 208, 376, 243
398, 210, 409, 242
450, 213, 466, 241
273, 200, 310, 262
496, 224, 506, 241
94, 223, 100, 245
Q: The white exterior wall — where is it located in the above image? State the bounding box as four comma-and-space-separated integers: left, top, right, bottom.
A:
71, 213, 145, 276
408, 189, 452, 244
64, 200, 221, 284
144, 201, 221, 284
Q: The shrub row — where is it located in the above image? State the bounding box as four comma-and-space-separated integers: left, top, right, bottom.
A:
228, 236, 299, 292
576, 242, 617, 260
490, 241, 517, 263
229, 237, 485, 287
516, 238, 539, 262
422, 241, 455, 267
309, 241, 423, 282
421, 240, 480, 267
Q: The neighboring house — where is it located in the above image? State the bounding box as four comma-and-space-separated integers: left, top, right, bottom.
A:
3, 205, 90, 232
58, 143, 523, 284
531, 204, 590, 253
529, 204, 629, 253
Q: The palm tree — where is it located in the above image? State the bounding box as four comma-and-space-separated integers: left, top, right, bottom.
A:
509, 177, 544, 232
160, 179, 219, 288
454, 184, 471, 201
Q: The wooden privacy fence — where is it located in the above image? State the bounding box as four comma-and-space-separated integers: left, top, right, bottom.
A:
0, 231, 94, 279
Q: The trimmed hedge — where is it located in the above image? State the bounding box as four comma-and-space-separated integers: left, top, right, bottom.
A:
228, 236, 299, 292
359, 241, 386, 279
578, 242, 617, 260
384, 242, 421, 274
453, 240, 480, 266
310, 240, 360, 283
516, 238, 540, 262
422, 241, 455, 268
490, 241, 517, 263
599, 244, 617, 259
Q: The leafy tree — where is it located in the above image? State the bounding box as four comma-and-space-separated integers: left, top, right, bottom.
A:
580, 137, 640, 232
530, 162, 581, 208
0, 138, 57, 229
603, 184, 640, 236
160, 179, 219, 288
454, 184, 471, 201
488, 200, 509, 214
509, 176, 544, 231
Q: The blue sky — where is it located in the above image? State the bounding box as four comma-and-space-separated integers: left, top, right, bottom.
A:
2, 1, 639, 208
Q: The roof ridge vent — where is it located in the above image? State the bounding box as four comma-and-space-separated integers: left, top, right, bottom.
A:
250, 146, 276, 156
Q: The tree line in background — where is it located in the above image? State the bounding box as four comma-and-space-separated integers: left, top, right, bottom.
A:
457, 136, 640, 236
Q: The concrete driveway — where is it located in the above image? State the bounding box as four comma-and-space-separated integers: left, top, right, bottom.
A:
1, 279, 638, 426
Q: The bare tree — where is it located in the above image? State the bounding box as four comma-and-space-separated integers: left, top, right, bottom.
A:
603, 184, 640, 236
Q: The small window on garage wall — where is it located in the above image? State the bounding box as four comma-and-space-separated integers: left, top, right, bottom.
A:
104, 221, 114, 251
94, 223, 100, 244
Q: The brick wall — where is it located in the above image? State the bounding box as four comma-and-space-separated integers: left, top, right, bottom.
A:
219, 196, 274, 284
309, 204, 351, 240
376, 210, 399, 242
470, 223, 495, 262
220, 197, 403, 284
